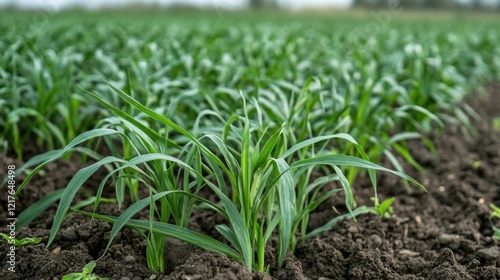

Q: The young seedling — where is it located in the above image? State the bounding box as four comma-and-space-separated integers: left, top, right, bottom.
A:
493, 227, 500, 240
370, 197, 395, 219
489, 203, 500, 240
61, 261, 107, 280
0, 233, 41, 247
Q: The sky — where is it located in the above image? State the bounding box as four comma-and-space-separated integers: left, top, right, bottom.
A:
0, 0, 354, 10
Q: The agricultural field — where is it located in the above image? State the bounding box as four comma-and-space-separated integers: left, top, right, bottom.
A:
1, 10, 500, 279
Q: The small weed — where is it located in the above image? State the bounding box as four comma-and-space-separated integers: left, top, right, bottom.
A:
472, 161, 481, 170
489, 203, 500, 240
493, 227, 500, 240
490, 203, 500, 219
371, 197, 395, 219
61, 261, 107, 280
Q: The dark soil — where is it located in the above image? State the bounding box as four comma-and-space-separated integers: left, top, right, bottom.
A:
1, 83, 500, 279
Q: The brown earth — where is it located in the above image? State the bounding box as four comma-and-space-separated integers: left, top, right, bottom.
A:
1, 83, 499, 280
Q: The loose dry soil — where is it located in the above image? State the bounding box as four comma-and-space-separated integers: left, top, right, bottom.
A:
1, 84, 500, 280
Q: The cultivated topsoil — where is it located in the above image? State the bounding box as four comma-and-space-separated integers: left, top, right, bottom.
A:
1, 84, 500, 280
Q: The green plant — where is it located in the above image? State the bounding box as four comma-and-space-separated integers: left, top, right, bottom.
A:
61, 261, 107, 280
490, 203, 500, 240
491, 203, 500, 219
493, 228, 500, 240
370, 197, 395, 219
0, 233, 41, 246
19, 83, 424, 273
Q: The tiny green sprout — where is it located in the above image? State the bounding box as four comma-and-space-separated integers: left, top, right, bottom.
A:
490, 203, 500, 220
23, 168, 45, 176
23, 168, 33, 175
492, 117, 500, 132
61, 261, 108, 280
489, 204, 500, 240
371, 197, 395, 219
0, 233, 42, 246
493, 227, 500, 240
472, 161, 481, 170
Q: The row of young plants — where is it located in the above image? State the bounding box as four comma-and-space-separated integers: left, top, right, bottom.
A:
16, 83, 424, 273
1, 13, 499, 160
1, 12, 500, 274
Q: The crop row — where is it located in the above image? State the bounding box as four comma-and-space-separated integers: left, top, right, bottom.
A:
1, 12, 500, 273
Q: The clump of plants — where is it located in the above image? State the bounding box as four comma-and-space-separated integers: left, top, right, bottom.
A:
17, 84, 424, 272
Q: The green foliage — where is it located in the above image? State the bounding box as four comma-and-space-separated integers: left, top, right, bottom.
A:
370, 197, 396, 219
18, 84, 424, 272
490, 203, 500, 219
61, 261, 107, 280
493, 227, 500, 240
0, 233, 41, 246
490, 204, 500, 240
5, 11, 499, 275
1, 13, 498, 160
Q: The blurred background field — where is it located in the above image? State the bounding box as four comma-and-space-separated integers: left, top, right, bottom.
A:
1, 1, 499, 159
